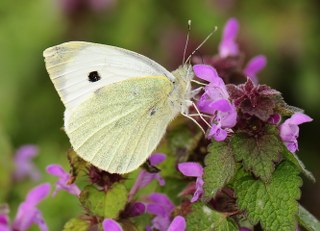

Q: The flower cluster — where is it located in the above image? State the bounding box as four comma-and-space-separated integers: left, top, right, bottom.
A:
1, 183, 51, 231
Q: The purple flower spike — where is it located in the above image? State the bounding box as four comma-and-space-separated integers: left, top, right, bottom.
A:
46, 164, 80, 197
219, 18, 239, 58
178, 162, 204, 202
243, 55, 267, 84
13, 145, 41, 181
167, 216, 186, 231
102, 219, 123, 231
128, 153, 166, 201
280, 113, 313, 153
13, 183, 50, 231
145, 193, 175, 231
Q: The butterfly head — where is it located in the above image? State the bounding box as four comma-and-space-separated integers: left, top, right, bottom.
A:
170, 64, 194, 114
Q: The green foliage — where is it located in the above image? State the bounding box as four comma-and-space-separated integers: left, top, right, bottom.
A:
63, 218, 90, 231
80, 183, 128, 219
0, 129, 12, 202
186, 202, 238, 231
297, 205, 320, 231
231, 126, 282, 182
234, 161, 302, 231
282, 146, 315, 182
203, 141, 236, 200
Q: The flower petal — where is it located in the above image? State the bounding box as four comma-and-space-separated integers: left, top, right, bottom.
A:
26, 183, 51, 205
147, 193, 174, 213
46, 164, 67, 177
178, 162, 203, 177
126, 202, 146, 217
287, 112, 313, 125
167, 216, 186, 231
208, 124, 228, 141
243, 55, 267, 84
193, 65, 220, 82
102, 219, 123, 231
219, 18, 239, 58
149, 153, 166, 166
13, 145, 41, 181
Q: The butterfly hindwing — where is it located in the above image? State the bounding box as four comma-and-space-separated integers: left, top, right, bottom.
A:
64, 76, 177, 173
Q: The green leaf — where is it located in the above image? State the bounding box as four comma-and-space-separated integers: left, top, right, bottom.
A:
282, 147, 315, 182
80, 183, 128, 218
63, 218, 90, 231
297, 205, 320, 231
186, 202, 238, 231
234, 161, 302, 231
231, 127, 282, 182
203, 141, 236, 200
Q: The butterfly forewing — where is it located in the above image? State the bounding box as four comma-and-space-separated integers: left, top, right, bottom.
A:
43, 41, 174, 110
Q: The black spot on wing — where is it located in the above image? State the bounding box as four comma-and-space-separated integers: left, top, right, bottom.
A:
88, 71, 101, 82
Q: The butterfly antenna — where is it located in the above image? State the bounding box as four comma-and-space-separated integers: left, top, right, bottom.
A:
192, 102, 212, 128
182, 20, 192, 65
185, 26, 218, 64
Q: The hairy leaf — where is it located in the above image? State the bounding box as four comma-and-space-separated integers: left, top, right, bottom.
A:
297, 205, 320, 231
234, 161, 302, 231
231, 128, 282, 182
80, 183, 128, 218
63, 218, 90, 231
203, 141, 236, 200
282, 147, 315, 182
186, 202, 238, 231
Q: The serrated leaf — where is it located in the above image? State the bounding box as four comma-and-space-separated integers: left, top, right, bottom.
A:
231, 128, 282, 182
297, 205, 320, 231
80, 183, 128, 218
63, 218, 90, 231
186, 202, 238, 231
234, 161, 302, 231
282, 147, 315, 182
203, 141, 236, 200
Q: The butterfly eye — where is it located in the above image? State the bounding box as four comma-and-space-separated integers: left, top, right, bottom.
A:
88, 71, 101, 82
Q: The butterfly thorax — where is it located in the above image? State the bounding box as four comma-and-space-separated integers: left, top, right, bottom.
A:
170, 64, 194, 115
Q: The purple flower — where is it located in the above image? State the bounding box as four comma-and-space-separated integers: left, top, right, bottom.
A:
145, 193, 175, 231
280, 113, 313, 153
128, 153, 166, 201
102, 218, 123, 231
243, 55, 267, 84
12, 183, 50, 231
193, 64, 237, 141
124, 202, 146, 217
268, 113, 281, 125
46, 164, 80, 197
219, 18, 239, 58
0, 204, 10, 231
178, 162, 204, 202
13, 145, 41, 181
167, 216, 186, 231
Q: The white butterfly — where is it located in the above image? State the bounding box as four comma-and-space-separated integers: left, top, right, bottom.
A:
43, 41, 194, 174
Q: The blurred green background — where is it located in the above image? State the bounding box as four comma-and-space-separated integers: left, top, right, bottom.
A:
0, 0, 319, 230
